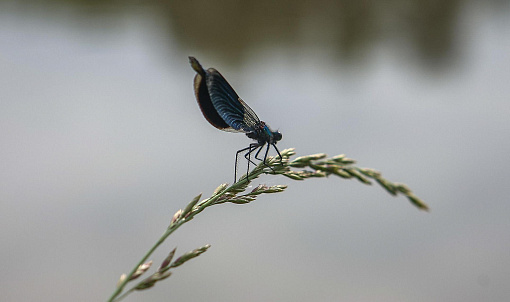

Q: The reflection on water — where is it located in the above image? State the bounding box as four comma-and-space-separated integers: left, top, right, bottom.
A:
164, 0, 462, 65
6, 0, 481, 66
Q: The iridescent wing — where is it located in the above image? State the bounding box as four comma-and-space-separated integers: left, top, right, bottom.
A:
190, 57, 260, 133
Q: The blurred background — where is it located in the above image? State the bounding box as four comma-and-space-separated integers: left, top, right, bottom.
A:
1, 0, 510, 301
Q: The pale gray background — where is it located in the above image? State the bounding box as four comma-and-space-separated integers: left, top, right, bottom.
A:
1, 1, 509, 301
